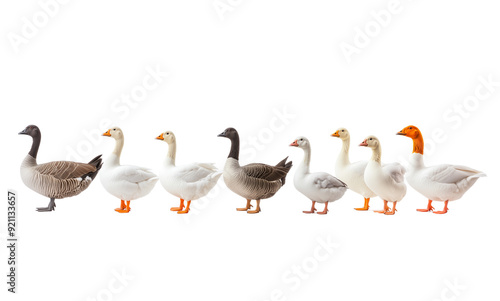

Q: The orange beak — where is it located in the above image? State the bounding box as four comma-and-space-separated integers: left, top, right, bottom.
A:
156, 133, 164, 140
331, 131, 340, 137
396, 128, 407, 136
103, 129, 111, 137
290, 140, 299, 147
359, 139, 368, 147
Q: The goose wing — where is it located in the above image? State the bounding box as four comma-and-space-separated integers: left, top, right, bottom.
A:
312, 172, 347, 189
175, 163, 219, 183
383, 162, 406, 184
241, 163, 287, 182
427, 164, 484, 184
34, 161, 96, 180
121, 166, 158, 184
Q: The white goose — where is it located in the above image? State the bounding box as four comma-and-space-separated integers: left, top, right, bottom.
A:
290, 137, 347, 214
397, 125, 486, 214
360, 136, 406, 215
156, 131, 222, 214
100, 127, 158, 213
331, 128, 377, 210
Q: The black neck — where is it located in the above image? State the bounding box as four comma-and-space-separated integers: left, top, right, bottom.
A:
29, 133, 41, 158
228, 133, 240, 160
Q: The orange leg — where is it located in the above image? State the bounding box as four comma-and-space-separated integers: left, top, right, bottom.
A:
417, 199, 434, 212
116, 201, 131, 213
177, 200, 191, 214
115, 200, 126, 212
354, 198, 370, 211
385, 202, 397, 215
237, 199, 253, 211
247, 200, 261, 214
317, 202, 329, 215
171, 199, 185, 211
374, 200, 389, 214
433, 200, 449, 214
303, 201, 317, 214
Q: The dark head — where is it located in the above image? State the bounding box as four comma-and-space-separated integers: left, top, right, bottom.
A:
218, 127, 240, 160
217, 127, 238, 140
19, 125, 41, 138
19, 125, 41, 158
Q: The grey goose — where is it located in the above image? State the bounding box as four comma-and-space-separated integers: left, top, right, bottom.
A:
218, 127, 292, 214
19, 125, 103, 212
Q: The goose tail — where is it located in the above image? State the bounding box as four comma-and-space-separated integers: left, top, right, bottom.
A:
85, 154, 103, 180
276, 156, 293, 186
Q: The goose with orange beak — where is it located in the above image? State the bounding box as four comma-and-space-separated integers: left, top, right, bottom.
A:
360, 135, 406, 215
397, 125, 486, 214
331, 128, 377, 211
290, 136, 347, 214
155, 130, 222, 214
100, 127, 159, 213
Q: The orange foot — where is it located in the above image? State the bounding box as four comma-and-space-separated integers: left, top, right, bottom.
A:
171, 199, 185, 211
385, 203, 397, 215
177, 201, 191, 214
237, 199, 252, 211
247, 200, 261, 214
303, 201, 316, 214
354, 198, 370, 211
375, 200, 389, 214
317, 203, 329, 215
417, 200, 434, 212
433, 200, 449, 214
116, 201, 131, 213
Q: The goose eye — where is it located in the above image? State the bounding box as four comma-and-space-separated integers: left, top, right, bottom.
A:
409, 127, 412, 129
166, 133, 169, 135
369, 138, 373, 140
341, 130, 344, 132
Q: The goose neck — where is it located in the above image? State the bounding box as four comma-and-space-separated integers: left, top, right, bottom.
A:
111, 137, 124, 164
300, 146, 311, 173
371, 145, 382, 163
165, 142, 176, 166
338, 137, 351, 164
29, 133, 41, 159
228, 133, 240, 161
412, 134, 424, 155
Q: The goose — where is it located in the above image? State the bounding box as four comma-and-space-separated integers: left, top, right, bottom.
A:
397, 125, 486, 214
101, 127, 158, 213
360, 136, 406, 215
155, 130, 222, 214
290, 136, 347, 214
217, 127, 292, 214
331, 128, 377, 210
19, 125, 103, 212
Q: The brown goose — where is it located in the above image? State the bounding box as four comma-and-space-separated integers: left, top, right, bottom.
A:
218, 127, 292, 214
19, 125, 103, 212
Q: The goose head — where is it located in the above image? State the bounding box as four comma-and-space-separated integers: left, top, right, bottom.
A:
102, 127, 124, 140
396, 125, 421, 139
156, 131, 176, 144
289, 136, 309, 149
359, 135, 380, 149
217, 127, 238, 140
331, 127, 349, 140
19, 125, 41, 138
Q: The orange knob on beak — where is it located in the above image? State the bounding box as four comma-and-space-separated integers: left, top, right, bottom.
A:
156, 133, 164, 140
331, 131, 340, 137
359, 139, 368, 147
103, 129, 111, 137
290, 140, 299, 147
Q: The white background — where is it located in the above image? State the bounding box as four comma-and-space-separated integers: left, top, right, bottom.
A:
1, 1, 499, 300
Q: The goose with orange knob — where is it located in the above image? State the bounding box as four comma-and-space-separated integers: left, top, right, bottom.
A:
397, 125, 486, 214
